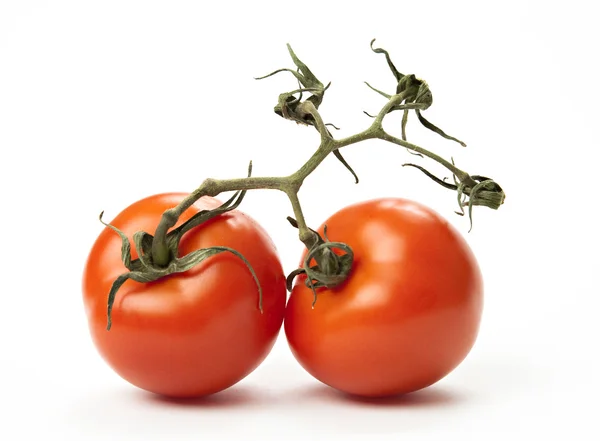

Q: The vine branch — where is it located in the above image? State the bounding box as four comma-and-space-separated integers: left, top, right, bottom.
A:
101, 41, 505, 329
152, 40, 504, 267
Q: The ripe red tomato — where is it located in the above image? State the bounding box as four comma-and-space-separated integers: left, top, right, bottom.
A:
285, 198, 483, 397
83, 193, 286, 397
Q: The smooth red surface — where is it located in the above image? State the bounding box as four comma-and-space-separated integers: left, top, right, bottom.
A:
83, 193, 286, 397
285, 198, 483, 397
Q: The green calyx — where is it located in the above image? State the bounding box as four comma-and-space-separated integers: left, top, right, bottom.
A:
255, 44, 360, 184
365, 39, 466, 147
285, 217, 354, 307
99, 190, 262, 331
402, 162, 505, 231
255, 43, 329, 126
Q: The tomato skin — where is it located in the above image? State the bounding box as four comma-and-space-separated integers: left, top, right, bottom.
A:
284, 198, 483, 397
83, 193, 286, 397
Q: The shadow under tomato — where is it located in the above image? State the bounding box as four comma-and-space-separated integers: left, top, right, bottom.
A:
295, 383, 461, 408
138, 385, 264, 408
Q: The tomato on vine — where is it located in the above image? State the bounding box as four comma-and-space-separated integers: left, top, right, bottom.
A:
82, 40, 504, 399
285, 198, 483, 397
83, 193, 286, 397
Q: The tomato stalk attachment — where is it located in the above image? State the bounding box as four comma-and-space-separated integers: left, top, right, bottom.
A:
285, 217, 354, 307
99, 40, 505, 328
100, 165, 263, 330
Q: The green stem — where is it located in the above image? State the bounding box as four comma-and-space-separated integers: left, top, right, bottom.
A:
102, 42, 504, 332
372, 90, 409, 127
375, 130, 475, 185
151, 92, 485, 267
286, 190, 318, 248
151, 176, 288, 266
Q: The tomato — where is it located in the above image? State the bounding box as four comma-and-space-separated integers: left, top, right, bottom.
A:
284, 198, 483, 397
83, 193, 286, 397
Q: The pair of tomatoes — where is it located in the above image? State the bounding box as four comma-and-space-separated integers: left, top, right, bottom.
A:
83, 193, 482, 398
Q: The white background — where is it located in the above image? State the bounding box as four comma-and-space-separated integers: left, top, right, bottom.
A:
1, 1, 598, 439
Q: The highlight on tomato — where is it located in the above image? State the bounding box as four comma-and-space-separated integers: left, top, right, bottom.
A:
82, 193, 286, 398
284, 198, 483, 397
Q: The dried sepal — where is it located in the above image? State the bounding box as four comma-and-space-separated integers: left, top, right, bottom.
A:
285, 218, 354, 307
